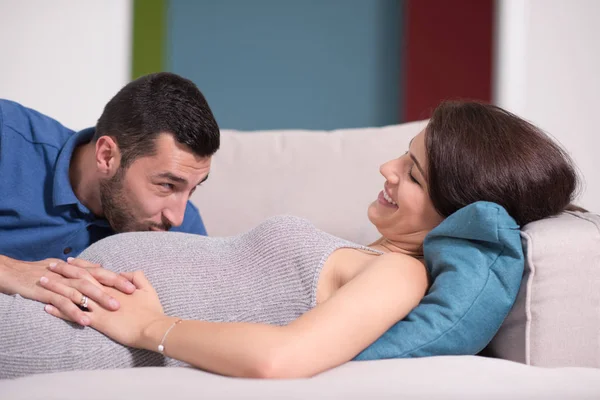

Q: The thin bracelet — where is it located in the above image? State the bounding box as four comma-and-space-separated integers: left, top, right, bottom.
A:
157, 318, 183, 353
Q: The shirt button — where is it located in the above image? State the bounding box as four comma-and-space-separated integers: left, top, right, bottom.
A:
63, 247, 72, 255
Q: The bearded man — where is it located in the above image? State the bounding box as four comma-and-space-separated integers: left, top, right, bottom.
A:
0, 72, 220, 322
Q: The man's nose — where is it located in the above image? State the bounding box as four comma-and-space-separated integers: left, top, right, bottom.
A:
163, 198, 187, 228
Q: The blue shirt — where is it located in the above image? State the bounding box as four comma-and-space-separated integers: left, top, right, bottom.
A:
0, 99, 207, 262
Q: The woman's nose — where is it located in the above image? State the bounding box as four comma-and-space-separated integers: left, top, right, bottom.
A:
380, 160, 400, 184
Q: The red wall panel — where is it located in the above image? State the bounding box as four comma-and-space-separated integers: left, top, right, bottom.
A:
404, 0, 494, 121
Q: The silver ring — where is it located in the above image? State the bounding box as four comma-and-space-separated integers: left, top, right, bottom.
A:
80, 295, 88, 309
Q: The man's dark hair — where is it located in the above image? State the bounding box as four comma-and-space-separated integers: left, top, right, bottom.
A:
95, 72, 220, 168
425, 101, 580, 226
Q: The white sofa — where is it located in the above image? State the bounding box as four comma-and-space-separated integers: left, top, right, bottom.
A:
2, 122, 599, 399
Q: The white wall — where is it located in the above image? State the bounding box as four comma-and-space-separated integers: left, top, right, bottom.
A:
0, 0, 132, 130
1, 0, 596, 209
495, 0, 600, 210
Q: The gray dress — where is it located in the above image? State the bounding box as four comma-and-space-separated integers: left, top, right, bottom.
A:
0, 215, 379, 379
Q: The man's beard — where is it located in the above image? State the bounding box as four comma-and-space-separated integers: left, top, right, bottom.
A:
99, 169, 171, 233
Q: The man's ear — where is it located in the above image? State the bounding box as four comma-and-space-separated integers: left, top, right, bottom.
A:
95, 136, 121, 176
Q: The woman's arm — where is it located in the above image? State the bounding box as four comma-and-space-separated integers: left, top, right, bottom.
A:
138, 253, 428, 378
42, 253, 428, 378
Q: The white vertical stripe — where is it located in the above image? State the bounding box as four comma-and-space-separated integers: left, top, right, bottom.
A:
493, 0, 530, 116
0, 0, 132, 130
494, 0, 599, 209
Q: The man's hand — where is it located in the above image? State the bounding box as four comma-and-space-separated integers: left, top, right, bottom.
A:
52, 257, 138, 298
0, 255, 136, 325
0, 255, 63, 298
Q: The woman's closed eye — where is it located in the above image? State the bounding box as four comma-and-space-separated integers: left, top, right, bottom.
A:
408, 168, 419, 185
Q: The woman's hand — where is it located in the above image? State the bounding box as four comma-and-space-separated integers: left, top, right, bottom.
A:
44, 270, 165, 348
38, 258, 136, 325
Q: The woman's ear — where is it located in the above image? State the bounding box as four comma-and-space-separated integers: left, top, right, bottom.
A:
95, 136, 121, 176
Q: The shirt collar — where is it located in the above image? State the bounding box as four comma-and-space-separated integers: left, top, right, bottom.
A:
52, 127, 96, 210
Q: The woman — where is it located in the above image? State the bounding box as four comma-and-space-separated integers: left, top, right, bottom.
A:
0, 101, 579, 379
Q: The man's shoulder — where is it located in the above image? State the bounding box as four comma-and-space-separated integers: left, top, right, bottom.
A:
0, 100, 77, 216
0, 99, 74, 150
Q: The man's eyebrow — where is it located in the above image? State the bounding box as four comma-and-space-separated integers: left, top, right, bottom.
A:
155, 172, 209, 186
154, 172, 188, 185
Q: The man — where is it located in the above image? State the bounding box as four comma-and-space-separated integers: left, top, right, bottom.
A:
0, 72, 220, 324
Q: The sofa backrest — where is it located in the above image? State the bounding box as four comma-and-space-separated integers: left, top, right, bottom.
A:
190, 121, 427, 244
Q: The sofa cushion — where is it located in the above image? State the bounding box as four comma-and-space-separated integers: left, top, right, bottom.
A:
487, 211, 600, 367
355, 201, 524, 360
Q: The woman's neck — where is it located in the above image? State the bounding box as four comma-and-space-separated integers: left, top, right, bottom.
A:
368, 237, 424, 259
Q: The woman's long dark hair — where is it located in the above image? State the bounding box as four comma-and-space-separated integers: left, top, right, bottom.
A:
425, 101, 581, 226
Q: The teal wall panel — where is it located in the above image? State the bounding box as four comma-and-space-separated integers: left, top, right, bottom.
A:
167, 0, 402, 130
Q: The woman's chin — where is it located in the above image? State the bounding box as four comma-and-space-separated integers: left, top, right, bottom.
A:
367, 203, 388, 227
367, 202, 378, 220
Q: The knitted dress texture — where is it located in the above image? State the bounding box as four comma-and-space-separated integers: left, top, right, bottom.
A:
0, 216, 378, 378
